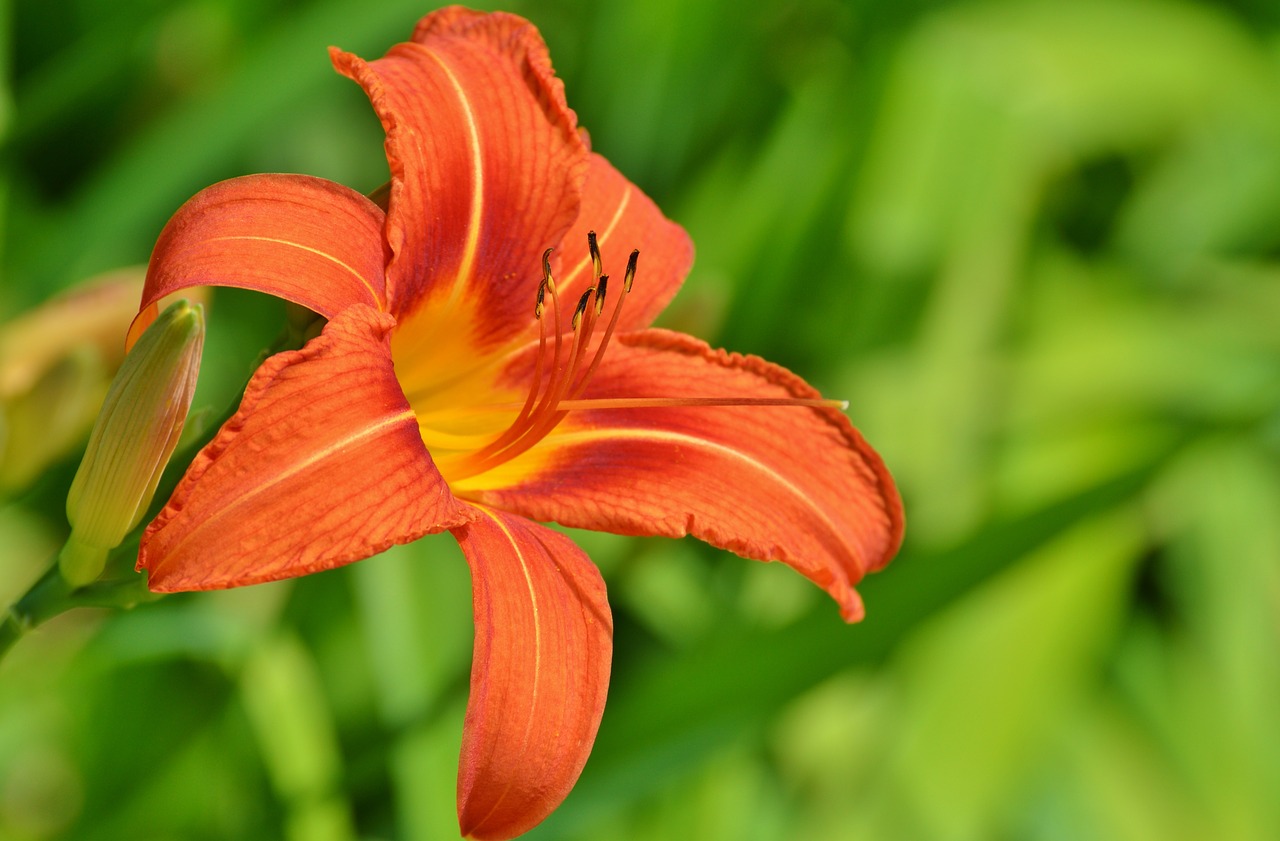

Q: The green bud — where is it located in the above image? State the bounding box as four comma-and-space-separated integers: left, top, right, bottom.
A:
60, 300, 204, 586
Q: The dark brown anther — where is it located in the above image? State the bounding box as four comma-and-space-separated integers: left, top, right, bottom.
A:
571, 288, 593, 329
588, 231, 602, 280
624, 250, 639, 292
535, 279, 547, 319
594, 275, 610, 315
541, 247, 557, 294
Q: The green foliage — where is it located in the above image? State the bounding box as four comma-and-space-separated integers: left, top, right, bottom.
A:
2, 0, 1279, 838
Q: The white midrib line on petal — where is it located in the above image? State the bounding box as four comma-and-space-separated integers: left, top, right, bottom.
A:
560, 185, 633, 298
539, 425, 860, 572
423, 48, 484, 314
208, 235, 381, 307
170, 409, 418, 574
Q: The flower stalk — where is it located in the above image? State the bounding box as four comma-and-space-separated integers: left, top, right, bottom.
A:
1, 547, 159, 662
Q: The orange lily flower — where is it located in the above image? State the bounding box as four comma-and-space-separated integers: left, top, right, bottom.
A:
130, 7, 903, 839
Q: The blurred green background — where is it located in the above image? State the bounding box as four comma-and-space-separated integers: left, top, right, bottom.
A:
2, 0, 1279, 838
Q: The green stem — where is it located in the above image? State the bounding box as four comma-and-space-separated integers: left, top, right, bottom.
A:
1, 560, 71, 661
0, 544, 160, 663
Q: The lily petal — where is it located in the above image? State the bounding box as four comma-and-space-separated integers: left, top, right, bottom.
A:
140, 304, 469, 591
452, 505, 611, 841
551, 153, 695, 334
460, 329, 904, 622
331, 8, 588, 348
130, 173, 388, 347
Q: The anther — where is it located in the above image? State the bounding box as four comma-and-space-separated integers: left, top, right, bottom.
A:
448, 240, 635, 482
595, 275, 609, 315
535, 279, 548, 319
571, 288, 593, 329
588, 231, 602, 280
624, 250, 639, 292
541, 247, 557, 294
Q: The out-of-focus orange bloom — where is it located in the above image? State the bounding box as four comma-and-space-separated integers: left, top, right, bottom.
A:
0, 270, 144, 491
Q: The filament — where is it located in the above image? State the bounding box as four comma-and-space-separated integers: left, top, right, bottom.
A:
438, 233, 844, 482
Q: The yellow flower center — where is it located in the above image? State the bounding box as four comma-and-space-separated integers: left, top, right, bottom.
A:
394, 232, 845, 492
394, 232, 632, 489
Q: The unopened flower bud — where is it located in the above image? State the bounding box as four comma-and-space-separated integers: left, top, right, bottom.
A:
60, 300, 204, 586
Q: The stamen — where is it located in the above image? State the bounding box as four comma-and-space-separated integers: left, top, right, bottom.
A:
445, 234, 836, 484
503, 305, 549, 434
529, 399, 849, 412
623, 249, 638, 292
588, 230, 602, 281
542, 248, 564, 404
570, 263, 632, 401
552, 288, 595, 414
571, 288, 593, 330
453, 264, 604, 479
595, 275, 609, 316
483, 396, 850, 412
540, 248, 557, 296
534, 278, 548, 319
459, 249, 563, 463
